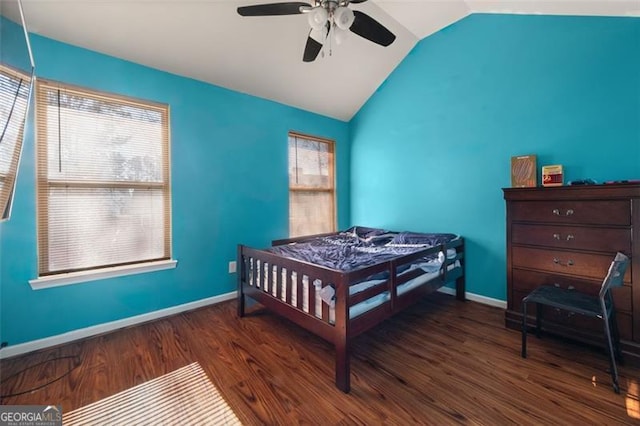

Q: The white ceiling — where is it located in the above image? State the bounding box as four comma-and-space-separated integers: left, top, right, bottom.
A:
2, 0, 639, 121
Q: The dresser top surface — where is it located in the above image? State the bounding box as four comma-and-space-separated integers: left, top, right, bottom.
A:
503, 183, 640, 201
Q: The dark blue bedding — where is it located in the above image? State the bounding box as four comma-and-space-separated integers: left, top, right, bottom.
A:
267, 226, 457, 272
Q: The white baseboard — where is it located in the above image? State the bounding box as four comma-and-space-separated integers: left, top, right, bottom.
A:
438, 287, 507, 309
1, 288, 505, 359
0, 291, 237, 359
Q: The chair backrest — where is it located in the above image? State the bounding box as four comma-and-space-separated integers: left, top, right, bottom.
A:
599, 252, 630, 299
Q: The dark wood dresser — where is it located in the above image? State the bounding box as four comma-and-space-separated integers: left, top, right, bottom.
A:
503, 184, 640, 360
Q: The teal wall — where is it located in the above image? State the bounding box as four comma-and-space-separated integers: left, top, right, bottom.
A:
2, 13, 639, 348
351, 14, 640, 300
0, 17, 350, 346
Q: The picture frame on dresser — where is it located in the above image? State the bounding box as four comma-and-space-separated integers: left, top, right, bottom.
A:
503, 183, 640, 360
511, 155, 537, 188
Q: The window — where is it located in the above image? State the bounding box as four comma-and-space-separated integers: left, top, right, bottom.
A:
34, 80, 172, 283
0, 64, 31, 219
288, 132, 335, 237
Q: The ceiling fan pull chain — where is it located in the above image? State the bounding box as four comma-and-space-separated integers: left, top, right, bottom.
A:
328, 22, 333, 57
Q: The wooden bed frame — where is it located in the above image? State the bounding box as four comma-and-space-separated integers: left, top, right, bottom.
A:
237, 233, 465, 392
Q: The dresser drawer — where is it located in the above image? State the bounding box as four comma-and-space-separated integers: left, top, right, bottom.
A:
511, 268, 632, 313
512, 224, 631, 252
512, 246, 632, 283
510, 200, 630, 225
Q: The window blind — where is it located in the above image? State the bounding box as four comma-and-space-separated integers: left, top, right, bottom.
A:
288, 132, 335, 237
36, 80, 171, 276
0, 65, 31, 218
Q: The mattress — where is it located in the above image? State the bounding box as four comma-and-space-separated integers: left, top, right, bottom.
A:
266, 226, 458, 273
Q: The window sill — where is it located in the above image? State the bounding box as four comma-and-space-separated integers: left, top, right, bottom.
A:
29, 259, 178, 290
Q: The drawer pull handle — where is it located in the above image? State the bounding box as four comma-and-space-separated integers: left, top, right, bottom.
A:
567, 286, 575, 290
553, 283, 560, 288
552, 233, 574, 241
552, 209, 574, 216
553, 258, 574, 266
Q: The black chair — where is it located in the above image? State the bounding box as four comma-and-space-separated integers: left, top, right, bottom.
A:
521, 252, 630, 394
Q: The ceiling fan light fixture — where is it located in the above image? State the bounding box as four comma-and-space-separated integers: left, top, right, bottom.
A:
333, 27, 349, 45
309, 27, 326, 43
307, 7, 328, 30
333, 6, 354, 30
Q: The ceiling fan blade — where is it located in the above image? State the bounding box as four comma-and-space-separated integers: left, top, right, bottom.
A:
348, 0, 368, 3
237, 2, 311, 16
303, 23, 330, 62
349, 10, 396, 47
303, 33, 323, 62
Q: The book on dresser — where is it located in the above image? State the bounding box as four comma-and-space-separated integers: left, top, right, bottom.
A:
503, 183, 640, 360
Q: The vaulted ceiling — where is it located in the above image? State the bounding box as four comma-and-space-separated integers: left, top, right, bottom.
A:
2, 0, 638, 121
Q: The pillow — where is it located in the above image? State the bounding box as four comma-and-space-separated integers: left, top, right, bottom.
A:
388, 232, 457, 247
342, 226, 394, 242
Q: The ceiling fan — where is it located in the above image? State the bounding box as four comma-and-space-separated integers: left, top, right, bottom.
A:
237, 0, 396, 62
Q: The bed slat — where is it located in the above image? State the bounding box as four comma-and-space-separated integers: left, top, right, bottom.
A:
322, 290, 331, 323
308, 276, 316, 316
285, 268, 293, 305
350, 281, 389, 306
294, 272, 303, 310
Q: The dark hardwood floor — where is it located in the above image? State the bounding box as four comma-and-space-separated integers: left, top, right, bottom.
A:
1, 293, 639, 424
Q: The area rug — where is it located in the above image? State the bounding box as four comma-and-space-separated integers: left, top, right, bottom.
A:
64, 362, 241, 425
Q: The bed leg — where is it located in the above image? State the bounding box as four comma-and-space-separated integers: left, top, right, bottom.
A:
456, 243, 466, 301
238, 291, 246, 318
237, 245, 245, 317
456, 275, 465, 301
335, 341, 351, 393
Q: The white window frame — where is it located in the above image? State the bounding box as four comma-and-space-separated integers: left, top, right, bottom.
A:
288, 131, 336, 237
30, 79, 176, 290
